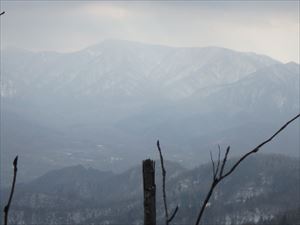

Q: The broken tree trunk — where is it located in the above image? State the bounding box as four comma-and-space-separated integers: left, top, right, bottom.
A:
143, 159, 156, 225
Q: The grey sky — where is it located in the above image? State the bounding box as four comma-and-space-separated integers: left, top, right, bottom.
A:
1, 1, 299, 63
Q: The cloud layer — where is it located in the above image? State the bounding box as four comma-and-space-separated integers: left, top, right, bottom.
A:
1, 1, 299, 63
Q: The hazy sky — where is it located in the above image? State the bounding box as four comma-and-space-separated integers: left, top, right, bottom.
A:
1, 1, 299, 63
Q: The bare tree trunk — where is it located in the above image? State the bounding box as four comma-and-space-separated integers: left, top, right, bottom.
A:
143, 159, 156, 225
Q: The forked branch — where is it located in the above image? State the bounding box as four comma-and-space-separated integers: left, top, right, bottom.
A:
195, 113, 300, 225
3, 156, 18, 225
157, 140, 179, 225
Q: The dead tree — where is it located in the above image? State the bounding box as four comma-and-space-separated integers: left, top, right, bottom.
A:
143, 159, 156, 225
156, 140, 179, 225
194, 113, 300, 225
3, 156, 18, 225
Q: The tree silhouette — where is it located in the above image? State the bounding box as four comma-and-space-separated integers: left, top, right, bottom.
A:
194, 113, 300, 225
148, 114, 299, 225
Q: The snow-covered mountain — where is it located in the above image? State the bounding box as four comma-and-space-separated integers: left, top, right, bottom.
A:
1, 39, 279, 99
1, 40, 299, 184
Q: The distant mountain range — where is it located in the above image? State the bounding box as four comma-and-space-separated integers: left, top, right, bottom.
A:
1, 40, 299, 185
1, 154, 299, 225
1, 40, 278, 99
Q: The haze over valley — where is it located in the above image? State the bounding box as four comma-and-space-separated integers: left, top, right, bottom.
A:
1, 40, 299, 186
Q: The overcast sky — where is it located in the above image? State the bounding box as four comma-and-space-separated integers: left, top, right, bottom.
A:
1, 1, 299, 63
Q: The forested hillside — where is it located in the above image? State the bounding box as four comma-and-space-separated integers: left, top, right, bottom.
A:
1, 154, 299, 225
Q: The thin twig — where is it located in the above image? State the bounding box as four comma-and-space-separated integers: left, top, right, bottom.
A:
3, 156, 18, 225
195, 113, 300, 225
219, 146, 230, 177
209, 151, 215, 179
157, 140, 179, 225
215, 146, 221, 177
157, 140, 169, 225
167, 206, 179, 223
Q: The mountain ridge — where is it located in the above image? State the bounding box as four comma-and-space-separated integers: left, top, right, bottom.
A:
2, 41, 277, 98
1, 39, 285, 62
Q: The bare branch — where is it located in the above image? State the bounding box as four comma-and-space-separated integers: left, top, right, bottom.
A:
194, 113, 300, 225
157, 140, 169, 225
157, 140, 179, 225
167, 205, 179, 223
194, 179, 218, 225
209, 151, 216, 179
219, 146, 230, 177
221, 113, 300, 180
215, 146, 221, 177
0, 11, 5, 16
3, 156, 18, 225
